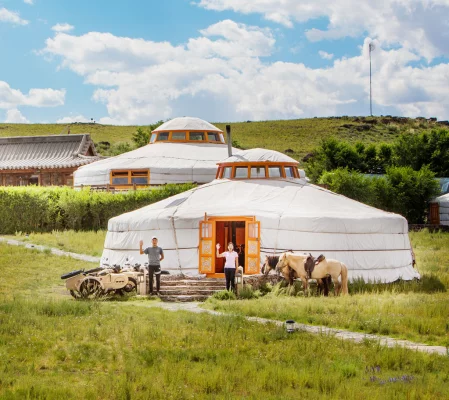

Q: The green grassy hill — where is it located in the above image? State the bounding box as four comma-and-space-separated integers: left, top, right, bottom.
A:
1, 116, 446, 160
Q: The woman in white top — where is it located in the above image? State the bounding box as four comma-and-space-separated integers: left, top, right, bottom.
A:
216, 242, 239, 292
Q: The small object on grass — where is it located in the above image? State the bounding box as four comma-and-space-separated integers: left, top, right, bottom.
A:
285, 320, 296, 333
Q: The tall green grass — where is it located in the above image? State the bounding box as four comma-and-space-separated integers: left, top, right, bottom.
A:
205, 230, 449, 346
1, 237, 449, 398
1, 298, 449, 399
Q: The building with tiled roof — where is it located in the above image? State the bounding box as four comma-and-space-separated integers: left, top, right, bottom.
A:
0, 134, 102, 186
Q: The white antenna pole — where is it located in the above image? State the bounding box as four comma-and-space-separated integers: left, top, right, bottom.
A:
369, 43, 375, 116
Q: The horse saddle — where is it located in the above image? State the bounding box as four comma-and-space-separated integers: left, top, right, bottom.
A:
304, 254, 326, 279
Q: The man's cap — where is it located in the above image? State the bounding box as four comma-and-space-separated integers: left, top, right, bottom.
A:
151, 236, 158, 240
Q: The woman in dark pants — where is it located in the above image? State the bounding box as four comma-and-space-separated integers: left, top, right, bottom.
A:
216, 242, 239, 291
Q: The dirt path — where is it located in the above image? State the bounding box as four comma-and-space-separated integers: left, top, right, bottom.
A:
125, 300, 449, 357
0, 237, 100, 263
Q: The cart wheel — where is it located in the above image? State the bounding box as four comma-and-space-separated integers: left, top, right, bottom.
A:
79, 279, 103, 299
123, 278, 137, 293
69, 290, 82, 299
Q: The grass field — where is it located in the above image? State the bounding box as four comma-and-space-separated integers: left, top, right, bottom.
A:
0, 116, 444, 160
3, 229, 449, 347
1, 243, 449, 399
204, 230, 449, 347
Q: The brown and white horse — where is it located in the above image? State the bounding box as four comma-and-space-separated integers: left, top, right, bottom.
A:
274, 252, 349, 295
262, 254, 333, 296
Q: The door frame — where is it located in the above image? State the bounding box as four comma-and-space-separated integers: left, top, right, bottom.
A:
199, 215, 260, 277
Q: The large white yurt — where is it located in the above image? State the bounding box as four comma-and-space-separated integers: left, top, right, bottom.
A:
102, 148, 419, 283
74, 117, 238, 188
432, 193, 449, 226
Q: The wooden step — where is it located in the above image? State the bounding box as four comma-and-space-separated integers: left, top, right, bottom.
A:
161, 280, 225, 287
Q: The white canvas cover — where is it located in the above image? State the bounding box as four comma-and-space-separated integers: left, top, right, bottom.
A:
153, 117, 222, 132
74, 142, 236, 186
435, 193, 449, 225
103, 178, 419, 283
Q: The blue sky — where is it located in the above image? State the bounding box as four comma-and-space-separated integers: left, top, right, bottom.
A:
1, 0, 449, 124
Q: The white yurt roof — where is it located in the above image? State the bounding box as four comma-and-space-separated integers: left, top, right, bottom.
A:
435, 193, 449, 226
103, 176, 419, 283
74, 142, 237, 186
153, 117, 222, 132
221, 148, 298, 164
435, 193, 449, 207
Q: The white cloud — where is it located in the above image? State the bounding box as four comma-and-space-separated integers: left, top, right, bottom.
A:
0, 7, 29, 25
5, 109, 29, 123
196, 0, 449, 60
0, 81, 66, 109
24, 0, 34, 5
40, 23, 449, 124
56, 114, 90, 123
51, 23, 74, 32
319, 50, 334, 60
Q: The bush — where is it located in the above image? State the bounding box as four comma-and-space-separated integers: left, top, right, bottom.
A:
212, 290, 237, 300
237, 285, 260, 300
0, 184, 195, 234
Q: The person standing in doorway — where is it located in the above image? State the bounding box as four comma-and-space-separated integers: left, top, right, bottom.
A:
139, 236, 164, 295
216, 242, 239, 292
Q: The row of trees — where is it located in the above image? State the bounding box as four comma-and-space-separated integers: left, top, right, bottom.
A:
319, 167, 440, 224
306, 129, 449, 182
304, 129, 448, 223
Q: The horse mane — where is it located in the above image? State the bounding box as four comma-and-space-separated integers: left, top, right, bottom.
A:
266, 255, 279, 269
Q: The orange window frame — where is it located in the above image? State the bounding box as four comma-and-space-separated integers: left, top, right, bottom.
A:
216, 162, 300, 179
151, 130, 225, 144
110, 169, 150, 185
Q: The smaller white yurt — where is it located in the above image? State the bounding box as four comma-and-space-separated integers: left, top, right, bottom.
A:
102, 148, 419, 283
73, 117, 238, 188
431, 193, 449, 226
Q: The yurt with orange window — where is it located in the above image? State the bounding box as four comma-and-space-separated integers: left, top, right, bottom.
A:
73, 117, 238, 188
102, 148, 419, 283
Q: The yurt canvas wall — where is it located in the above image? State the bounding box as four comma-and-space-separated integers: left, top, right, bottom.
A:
102, 179, 419, 283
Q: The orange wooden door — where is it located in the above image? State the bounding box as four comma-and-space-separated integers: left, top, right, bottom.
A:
245, 221, 260, 274
199, 221, 215, 274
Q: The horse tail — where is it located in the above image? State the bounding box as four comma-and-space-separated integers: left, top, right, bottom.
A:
340, 263, 349, 295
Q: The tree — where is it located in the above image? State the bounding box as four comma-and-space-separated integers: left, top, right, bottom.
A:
132, 128, 150, 148
132, 120, 165, 148
383, 166, 440, 223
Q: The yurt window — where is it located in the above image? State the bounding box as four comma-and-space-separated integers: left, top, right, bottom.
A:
131, 171, 149, 184
222, 167, 232, 179
251, 167, 266, 178
189, 132, 205, 141
157, 132, 169, 141
150, 133, 157, 143
112, 172, 129, 184
268, 166, 282, 178
285, 166, 295, 178
207, 132, 220, 142
171, 132, 186, 140
235, 167, 249, 179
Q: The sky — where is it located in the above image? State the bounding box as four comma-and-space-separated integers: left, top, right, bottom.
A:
1, 0, 449, 125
